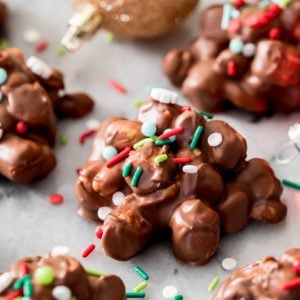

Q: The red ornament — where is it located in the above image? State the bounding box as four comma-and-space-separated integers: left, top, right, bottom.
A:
227, 61, 237, 77
16, 121, 28, 134
49, 193, 64, 205
269, 27, 281, 40
228, 19, 241, 34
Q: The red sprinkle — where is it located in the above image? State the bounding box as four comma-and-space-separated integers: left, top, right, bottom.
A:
228, 19, 241, 34
82, 243, 96, 258
95, 226, 103, 239
20, 262, 29, 276
105, 147, 131, 168
4, 290, 23, 300
293, 260, 300, 274
227, 61, 237, 77
79, 129, 96, 145
35, 40, 49, 53
49, 193, 64, 205
269, 27, 281, 40
16, 121, 28, 134
180, 106, 192, 113
233, 0, 245, 9
108, 79, 127, 94
158, 127, 184, 140
76, 167, 82, 175
281, 278, 300, 291
173, 157, 192, 164
267, 3, 282, 17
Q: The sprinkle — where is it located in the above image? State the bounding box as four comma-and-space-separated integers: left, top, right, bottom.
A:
180, 106, 191, 113
150, 88, 179, 104
20, 263, 29, 276
229, 38, 244, 54
243, 43, 256, 57
52, 285, 71, 300
162, 285, 177, 299
126, 292, 145, 298
23, 29, 40, 43
0, 68, 7, 85
173, 157, 192, 164
134, 266, 149, 281
122, 163, 132, 177
227, 19, 241, 33
293, 260, 300, 274
3, 290, 22, 300
208, 276, 220, 292
26, 56, 52, 79
155, 139, 173, 147
281, 278, 300, 291
133, 281, 148, 292
49, 193, 64, 205
131, 168, 143, 187
105, 147, 131, 168
23, 278, 32, 297
51, 246, 70, 257
102, 146, 118, 161
154, 154, 168, 164
16, 122, 28, 134
182, 165, 198, 174
227, 61, 237, 77
132, 99, 144, 108
133, 138, 153, 149
85, 268, 104, 277
112, 191, 125, 206
108, 79, 127, 94
97, 206, 112, 221
222, 258, 238, 271
281, 179, 300, 190
34, 266, 55, 285
198, 111, 213, 119
95, 226, 103, 239
104, 31, 115, 43
86, 119, 100, 130
35, 40, 49, 53
208, 132, 223, 147
76, 167, 82, 175
269, 27, 281, 39
141, 122, 157, 137
56, 45, 68, 56
79, 129, 96, 144
59, 133, 68, 145
221, 3, 233, 30
158, 127, 183, 140
190, 126, 203, 150
233, 0, 245, 8
280, 0, 293, 7
0, 38, 9, 49
173, 295, 183, 300
13, 276, 26, 290
231, 8, 240, 18
162, 129, 177, 142
82, 244, 96, 258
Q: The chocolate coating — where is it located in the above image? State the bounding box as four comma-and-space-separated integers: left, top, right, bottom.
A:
163, 1, 300, 114
213, 249, 300, 300
76, 94, 286, 266
0, 48, 94, 183
0, 254, 125, 299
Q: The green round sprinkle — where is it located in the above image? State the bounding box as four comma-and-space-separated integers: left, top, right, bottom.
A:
131, 168, 143, 187
133, 281, 148, 292
198, 110, 213, 119
23, 278, 33, 297
132, 99, 144, 108
133, 138, 153, 150
173, 295, 183, 300
154, 154, 168, 164
104, 31, 115, 43
59, 132, 68, 145
155, 139, 173, 147
34, 265, 55, 286
281, 179, 300, 190
56, 45, 67, 56
190, 126, 203, 150
122, 163, 132, 177
134, 265, 149, 281
208, 276, 220, 292
85, 268, 104, 277
126, 292, 145, 298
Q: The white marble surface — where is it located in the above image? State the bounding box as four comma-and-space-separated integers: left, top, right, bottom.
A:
1, 0, 300, 299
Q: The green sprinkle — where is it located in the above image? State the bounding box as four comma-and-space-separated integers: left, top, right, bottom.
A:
281, 179, 300, 190
104, 31, 115, 43
56, 44, 68, 56
0, 38, 9, 49
154, 154, 168, 164
122, 163, 132, 177
131, 168, 143, 187
155, 139, 173, 147
59, 132, 68, 145
13, 277, 25, 290
173, 295, 184, 300
198, 110, 213, 119
134, 265, 149, 281
23, 278, 33, 297
133, 138, 153, 150
85, 268, 104, 277
280, 0, 293, 7
132, 99, 144, 108
133, 281, 148, 292
208, 276, 220, 292
189, 126, 203, 150
126, 292, 145, 298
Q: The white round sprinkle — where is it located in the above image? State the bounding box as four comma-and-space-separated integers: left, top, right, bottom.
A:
97, 206, 112, 221
0, 272, 14, 293
243, 43, 256, 58
231, 9, 240, 18
208, 132, 223, 147
23, 29, 41, 43
26, 56, 52, 79
51, 246, 70, 257
182, 165, 198, 174
222, 258, 238, 271
162, 285, 178, 299
151, 88, 179, 104
52, 285, 72, 300
86, 119, 101, 130
112, 191, 125, 206
288, 123, 300, 144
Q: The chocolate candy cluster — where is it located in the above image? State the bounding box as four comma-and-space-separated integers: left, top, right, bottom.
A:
0, 48, 93, 183
0, 0, 7, 31
0, 252, 125, 299
163, 0, 300, 114
214, 248, 300, 300
76, 88, 286, 266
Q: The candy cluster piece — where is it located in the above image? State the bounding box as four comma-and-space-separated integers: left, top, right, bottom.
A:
0, 1, 7, 32
76, 88, 286, 266
0, 253, 125, 299
0, 48, 94, 183
214, 248, 300, 299
163, 0, 300, 114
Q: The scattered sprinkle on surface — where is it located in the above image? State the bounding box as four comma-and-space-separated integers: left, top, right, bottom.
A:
49, 194, 64, 205
208, 276, 220, 292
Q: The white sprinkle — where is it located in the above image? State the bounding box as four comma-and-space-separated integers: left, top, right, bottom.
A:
23, 29, 41, 43
112, 191, 124, 206
182, 165, 198, 174
162, 285, 178, 299
0, 272, 14, 293
26, 56, 52, 79
151, 88, 179, 104
208, 132, 223, 147
97, 206, 112, 221
288, 123, 300, 144
231, 9, 240, 18
52, 285, 72, 300
51, 246, 70, 257
86, 119, 101, 130
222, 258, 238, 271
243, 43, 256, 57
